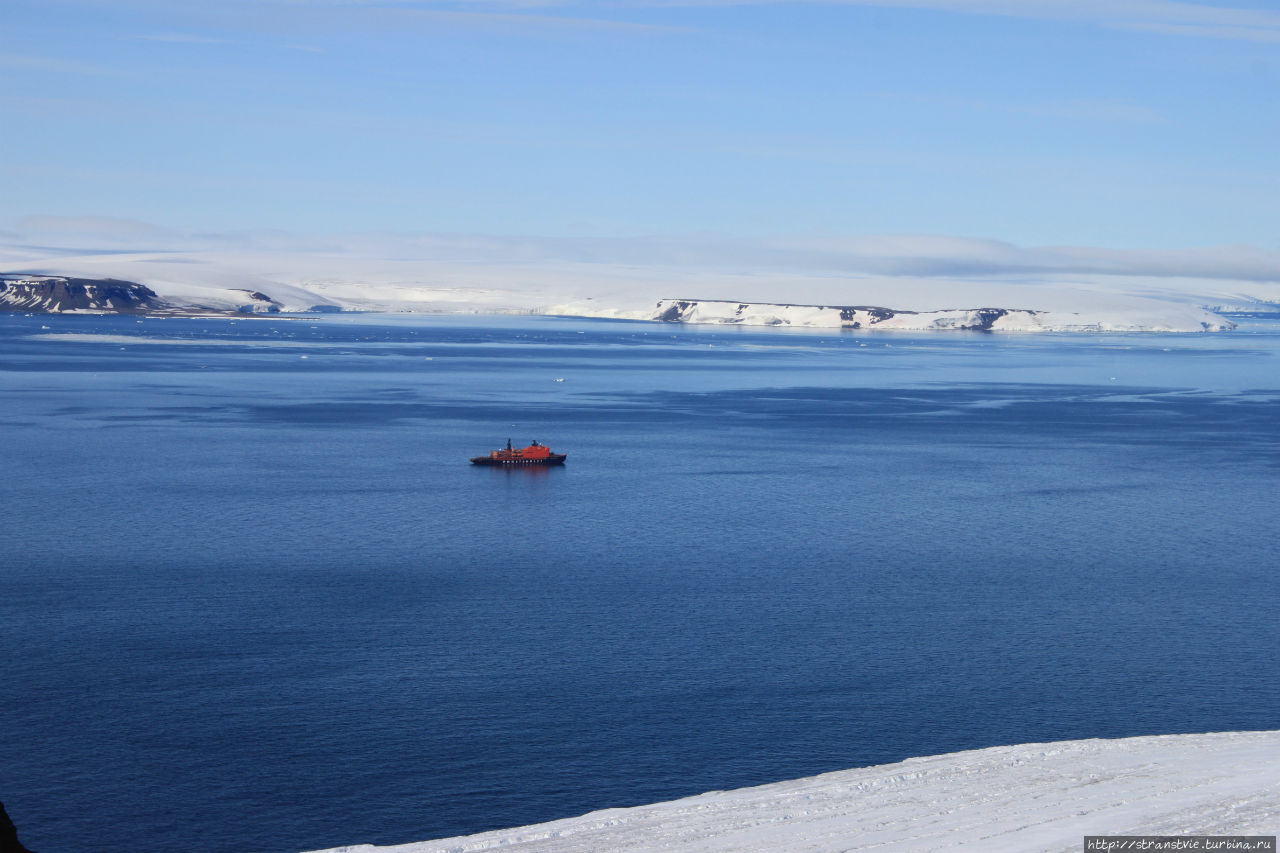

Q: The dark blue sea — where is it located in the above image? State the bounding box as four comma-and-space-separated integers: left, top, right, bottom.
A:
2, 312, 1278, 853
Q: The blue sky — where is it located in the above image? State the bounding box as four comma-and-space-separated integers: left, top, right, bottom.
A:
2, 0, 1278, 254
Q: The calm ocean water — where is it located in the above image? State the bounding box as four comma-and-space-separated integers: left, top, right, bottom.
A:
2, 312, 1278, 853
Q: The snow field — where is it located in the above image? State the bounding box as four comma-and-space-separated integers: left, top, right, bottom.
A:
308, 731, 1280, 853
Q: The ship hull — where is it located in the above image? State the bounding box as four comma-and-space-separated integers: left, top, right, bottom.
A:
470, 454, 566, 466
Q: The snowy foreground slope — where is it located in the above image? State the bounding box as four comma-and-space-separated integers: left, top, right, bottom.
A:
308, 731, 1280, 853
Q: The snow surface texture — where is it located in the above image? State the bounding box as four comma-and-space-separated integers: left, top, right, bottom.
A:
308, 731, 1280, 853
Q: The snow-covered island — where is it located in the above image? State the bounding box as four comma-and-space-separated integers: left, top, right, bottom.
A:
309, 731, 1280, 853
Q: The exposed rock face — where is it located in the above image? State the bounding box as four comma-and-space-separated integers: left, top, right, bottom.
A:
655, 300, 696, 322
839, 306, 897, 324
232, 289, 283, 313
0, 801, 35, 853
0, 275, 161, 314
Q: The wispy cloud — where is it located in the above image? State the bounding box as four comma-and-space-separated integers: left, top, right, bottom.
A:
899, 1, 1280, 44
0, 51, 130, 77
1118, 20, 1280, 43
384, 7, 689, 33
127, 31, 227, 44
13, 216, 186, 248
459, 0, 1280, 44
11, 216, 1280, 285
869, 91, 1167, 125
82, 0, 689, 37
775, 234, 1280, 282
21, 0, 1280, 43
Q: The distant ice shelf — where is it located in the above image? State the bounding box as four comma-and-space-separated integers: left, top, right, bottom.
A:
306, 730, 1280, 853
1205, 301, 1280, 315
552, 298, 1238, 333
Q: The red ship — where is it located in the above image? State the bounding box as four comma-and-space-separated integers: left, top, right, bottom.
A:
470, 439, 567, 466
